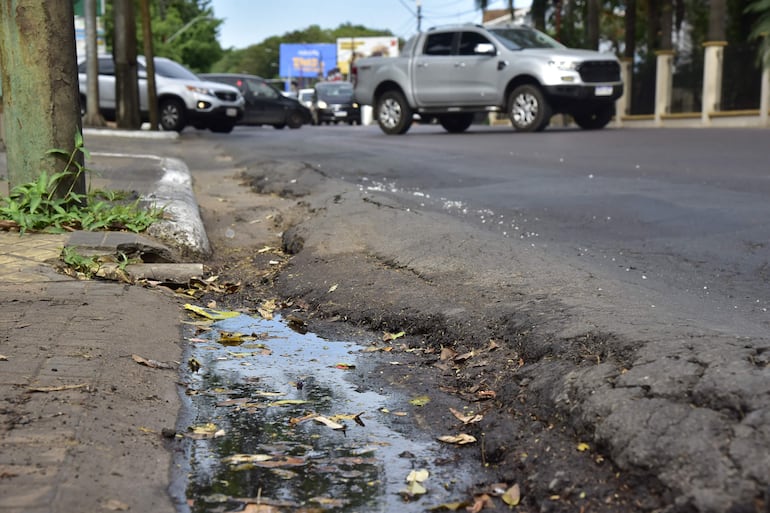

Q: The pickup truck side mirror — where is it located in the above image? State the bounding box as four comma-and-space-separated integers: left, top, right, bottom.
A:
474, 43, 496, 56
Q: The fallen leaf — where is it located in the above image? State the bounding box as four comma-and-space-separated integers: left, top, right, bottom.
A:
577, 442, 590, 452
440, 347, 457, 361
102, 499, 130, 511
132, 354, 175, 370
222, 454, 273, 465
406, 469, 429, 483
335, 362, 355, 370
0, 355, 7, 361
328, 284, 338, 293
313, 415, 345, 430
186, 423, 225, 439
27, 383, 88, 393
184, 303, 240, 320
467, 494, 493, 513
410, 395, 431, 407
404, 480, 427, 495
382, 331, 405, 342
268, 399, 309, 407
502, 483, 521, 506
449, 407, 483, 424
427, 501, 469, 511
437, 433, 477, 445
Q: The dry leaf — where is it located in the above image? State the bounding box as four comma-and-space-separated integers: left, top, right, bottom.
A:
406, 469, 429, 483
502, 483, 521, 506
449, 407, 483, 424
328, 284, 338, 293
577, 442, 590, 452
468, 494, 493, 513
437, 433, 477, 445
313, 415, 345, 430
28, 383, 88, 393
132, 354, 175, 370
410, 395, 431, 407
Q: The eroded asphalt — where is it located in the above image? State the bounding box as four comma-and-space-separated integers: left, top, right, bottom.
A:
1, 130, 768, 513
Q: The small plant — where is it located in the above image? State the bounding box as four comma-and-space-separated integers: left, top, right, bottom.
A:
0, 132, 163, 234
60, 247, 134, 281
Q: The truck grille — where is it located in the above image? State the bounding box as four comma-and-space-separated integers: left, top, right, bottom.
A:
578, 61, 620, 83
215, 91, 238, 101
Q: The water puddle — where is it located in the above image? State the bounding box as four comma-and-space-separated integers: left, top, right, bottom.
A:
174, 313, 477, 513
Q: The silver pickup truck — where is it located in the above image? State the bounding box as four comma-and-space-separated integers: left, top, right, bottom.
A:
352, 24, 623, 135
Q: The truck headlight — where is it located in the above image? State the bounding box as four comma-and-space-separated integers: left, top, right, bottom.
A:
548, 60, 578, 72
317, 100, 328, 109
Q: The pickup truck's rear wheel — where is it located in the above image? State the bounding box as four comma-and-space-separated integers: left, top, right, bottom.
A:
159, 98, 187, 132
573, 104, 614, 130
376, 90, 412, 135
438, 113, 474, 133
509, 85, 551, 132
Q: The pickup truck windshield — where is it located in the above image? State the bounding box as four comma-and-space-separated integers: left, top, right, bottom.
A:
488, 27, 566, 50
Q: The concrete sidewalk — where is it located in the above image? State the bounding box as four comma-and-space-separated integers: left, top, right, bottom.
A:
0, 131, 206, 513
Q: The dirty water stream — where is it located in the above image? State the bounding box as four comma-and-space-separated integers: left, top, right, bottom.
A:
172, 312, 480, 513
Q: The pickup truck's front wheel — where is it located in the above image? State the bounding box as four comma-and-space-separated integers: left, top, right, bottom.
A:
509, 85, 551, 132
376, 90, 412, 135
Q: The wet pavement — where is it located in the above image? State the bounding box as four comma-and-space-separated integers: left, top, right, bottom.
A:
177, 312, 480, 513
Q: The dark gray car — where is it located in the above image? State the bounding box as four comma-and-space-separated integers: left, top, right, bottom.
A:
201, 73, 311, 129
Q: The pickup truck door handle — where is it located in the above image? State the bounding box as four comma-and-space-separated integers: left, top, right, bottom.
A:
497, 60, 508, 71
416, 62, 428, 68
454, 62, 466, 68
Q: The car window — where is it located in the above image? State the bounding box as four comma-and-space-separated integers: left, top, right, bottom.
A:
152, 58, 201, 80
315, 82, 354, 101
97, 58, 115, 75
423, 32, 455, 56
248, 79, 279, 99
458, 32, 493, 55
488, 27, 566, 50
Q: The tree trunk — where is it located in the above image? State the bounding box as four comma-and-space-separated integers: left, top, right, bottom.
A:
139, 0, 158, 130
84, 0, 106, 127
587, 0, 600, 49
531, 0, 547, 31
0, 0, 85, 194
708, 0, 726, 41
647, 0, 662, 51
113, 0, 141, 129
660, 0, 673, 51
625, 0, 637, 59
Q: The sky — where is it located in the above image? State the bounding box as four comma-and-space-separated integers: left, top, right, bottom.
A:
209, 0, 532, 50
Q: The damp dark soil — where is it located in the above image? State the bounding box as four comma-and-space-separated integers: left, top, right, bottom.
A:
189, 158, 768, 513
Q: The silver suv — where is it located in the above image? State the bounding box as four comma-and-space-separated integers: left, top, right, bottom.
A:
78, 56, 245, 133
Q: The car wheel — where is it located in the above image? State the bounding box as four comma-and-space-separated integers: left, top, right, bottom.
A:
573, 105, 614, 130
273, 124, 286, 130
438, 113, 474, 133
210, 121, 235, 133
508, 84, 551, 132
376, 90, 412, 135
159, 98, 186, 132
287, 111, 304, 129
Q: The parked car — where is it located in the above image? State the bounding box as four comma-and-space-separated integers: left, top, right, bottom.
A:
310, 81, 361, 125
201, 73, 311, 129
297, 88, 314, 110
77, 56, 244, 133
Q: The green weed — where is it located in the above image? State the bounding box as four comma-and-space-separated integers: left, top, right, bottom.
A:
0, 132, 163, 234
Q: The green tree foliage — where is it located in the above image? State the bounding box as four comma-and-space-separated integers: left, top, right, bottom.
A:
105, 0, 224, 72
747, 0, 770, 64
210, 23, 395, 78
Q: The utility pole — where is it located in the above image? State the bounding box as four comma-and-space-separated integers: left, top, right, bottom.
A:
416, 0, 423, 32
0, 0, 85, 194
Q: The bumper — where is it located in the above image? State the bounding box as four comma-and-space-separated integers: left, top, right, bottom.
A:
317, 107, 361, 123
544, 83, 624, 102
188, 105, 244, 126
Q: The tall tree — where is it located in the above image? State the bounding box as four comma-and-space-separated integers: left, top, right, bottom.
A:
0, 0, 84, 194
746, 0, 770, 65
83, 0, 106, 127
114, 0, 141, 129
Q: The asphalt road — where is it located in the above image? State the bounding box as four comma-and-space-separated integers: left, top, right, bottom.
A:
221, 122, 770, 337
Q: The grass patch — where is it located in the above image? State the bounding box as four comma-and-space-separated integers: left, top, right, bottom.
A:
0, 132, 163, 234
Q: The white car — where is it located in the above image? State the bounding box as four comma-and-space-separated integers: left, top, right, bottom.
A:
78, 55, 245, 133
297, 88, 314, 110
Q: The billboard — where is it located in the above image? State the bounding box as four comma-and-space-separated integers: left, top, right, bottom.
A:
337, 37, 399, 75
279, 44, 337, 83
